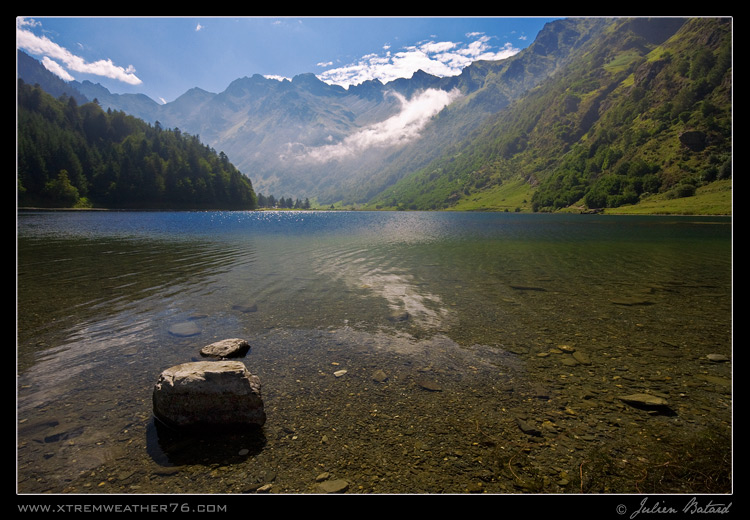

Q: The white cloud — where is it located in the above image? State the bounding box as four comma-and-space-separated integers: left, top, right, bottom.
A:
295, 31, 515, 162
264, 74, 289, 82
286, 87, 461, 163
196, 24, 204, 31
17, 17, 40, 29
318, 32, 520, 89
16, 17, 142, 85
41, 56, 74, 81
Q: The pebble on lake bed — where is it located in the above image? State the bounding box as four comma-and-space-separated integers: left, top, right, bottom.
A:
618, 393, 669, 408
416, 376, 442, 391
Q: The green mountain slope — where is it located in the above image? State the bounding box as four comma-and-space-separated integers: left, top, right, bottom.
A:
367, 17, 731, 214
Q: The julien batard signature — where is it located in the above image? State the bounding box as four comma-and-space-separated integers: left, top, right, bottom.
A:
620, 496, 732, 518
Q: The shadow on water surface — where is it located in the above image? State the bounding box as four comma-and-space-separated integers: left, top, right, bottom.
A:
146, 418, 267, 467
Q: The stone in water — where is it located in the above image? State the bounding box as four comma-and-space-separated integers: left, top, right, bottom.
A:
153, 360, 265, 429
200, 338, 250, 358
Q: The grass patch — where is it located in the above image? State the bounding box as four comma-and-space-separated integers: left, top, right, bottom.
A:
603, 179, 732, 215
604, 50, 643, 73
450, 178, 535, 212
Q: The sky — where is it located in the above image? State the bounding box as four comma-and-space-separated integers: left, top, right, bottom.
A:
17, 16, 559, 105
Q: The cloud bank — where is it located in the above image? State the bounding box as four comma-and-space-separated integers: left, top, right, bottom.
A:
285, 87, 461, 163
16, 17, 142, 86
318, 33, 520, 88
278, 31, 519, 162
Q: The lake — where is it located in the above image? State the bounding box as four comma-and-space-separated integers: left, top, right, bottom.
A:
16, 210, 732, 494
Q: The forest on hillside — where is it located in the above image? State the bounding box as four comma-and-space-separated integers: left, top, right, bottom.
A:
530, 19, 732, 212
17, 80, 257, 210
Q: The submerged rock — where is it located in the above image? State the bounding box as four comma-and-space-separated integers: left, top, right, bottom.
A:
572, 351, 592, 365
168, 321, 201, 337
561, 356, 579, 367
388, 311, 410, 322
372, 369, 389, 383
232, 304, 258, 313
618, 393, 669, 408
530, 384, 550, 400
610, 297, 654, 306
509, 284, 547, 292
317, 479, 350, 494
153, 360, 265, 429
416, 376, 442, 391
696, 374, 731, 387
516, 417, 542, 437
200, 338, 250, 359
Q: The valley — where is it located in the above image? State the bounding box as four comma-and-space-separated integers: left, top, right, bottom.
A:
17, 17, 731, 214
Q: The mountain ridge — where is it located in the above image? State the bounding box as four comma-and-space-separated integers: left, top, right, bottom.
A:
17, 17, 731, 213
20, 18, 606, 202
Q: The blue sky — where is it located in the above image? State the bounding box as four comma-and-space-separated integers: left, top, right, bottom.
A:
17, 16, 559, 105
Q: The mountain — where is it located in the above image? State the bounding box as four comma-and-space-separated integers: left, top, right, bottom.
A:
17, 50, 88, 105
18, 18, 611, 203
72, 79, 162, 122
17, 17, 731, 213
367, 17, 731, 212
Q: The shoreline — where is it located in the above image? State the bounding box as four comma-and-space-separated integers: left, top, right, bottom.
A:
17, 206, 731, 217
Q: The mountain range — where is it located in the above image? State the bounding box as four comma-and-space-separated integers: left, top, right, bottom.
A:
17, 17, 732, 212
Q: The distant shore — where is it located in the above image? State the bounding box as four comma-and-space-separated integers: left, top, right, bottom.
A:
18, 207, 731, 217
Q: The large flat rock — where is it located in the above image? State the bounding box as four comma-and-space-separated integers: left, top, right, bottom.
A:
153, 360, 265, 429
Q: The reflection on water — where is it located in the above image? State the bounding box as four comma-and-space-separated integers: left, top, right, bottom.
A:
313, 242, 451, 330
16, 211, 732, 494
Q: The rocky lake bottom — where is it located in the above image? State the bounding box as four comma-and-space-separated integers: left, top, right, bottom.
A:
16, 212, 732, 497
17, 285, 731, 495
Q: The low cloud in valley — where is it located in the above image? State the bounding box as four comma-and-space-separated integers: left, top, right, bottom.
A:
284, 88, 461, 163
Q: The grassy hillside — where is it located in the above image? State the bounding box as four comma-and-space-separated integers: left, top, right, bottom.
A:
367, 17, 732, 216
603, 178, 731, 215
446, 178, 535, 212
